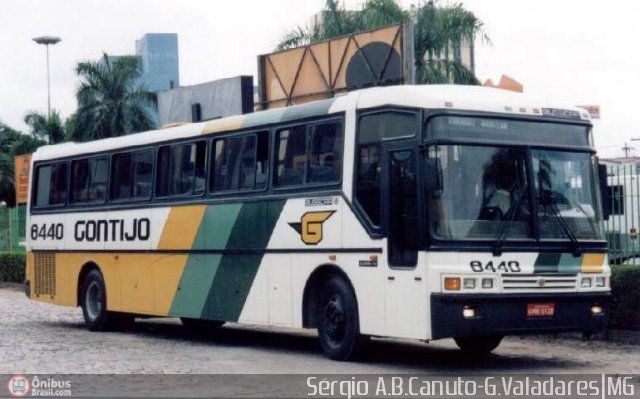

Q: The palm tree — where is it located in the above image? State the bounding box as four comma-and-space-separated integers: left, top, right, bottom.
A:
68, 53, 157, 142
24, 110, 66, 144
414, 1, 488, 84
276, 0, 488, 85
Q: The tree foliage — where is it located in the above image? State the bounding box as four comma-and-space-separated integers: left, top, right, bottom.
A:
24, 110, 66, 144
68, 53, 157, 142
0, 121, 45, 206
276, 0, 489, 85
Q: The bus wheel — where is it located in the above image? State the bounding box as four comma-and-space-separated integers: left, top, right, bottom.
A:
454, 336, 503, 354
81, 269, 130, 331
180, 317, 225, 332
317, 277, 364, 361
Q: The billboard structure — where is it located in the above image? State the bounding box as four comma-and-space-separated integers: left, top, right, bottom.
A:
14, 153, 31, 205
258, 23, 414, 110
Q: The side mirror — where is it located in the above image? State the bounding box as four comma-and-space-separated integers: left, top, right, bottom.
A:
598, 163, 611, 221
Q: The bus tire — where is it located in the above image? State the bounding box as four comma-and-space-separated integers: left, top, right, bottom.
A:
454, 335, 503, 354
80, 269, 128, 331
317, 277, 364, 361
180, 317, 225, 331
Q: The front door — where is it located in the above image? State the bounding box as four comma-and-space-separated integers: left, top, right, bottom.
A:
382, 144, 427, 339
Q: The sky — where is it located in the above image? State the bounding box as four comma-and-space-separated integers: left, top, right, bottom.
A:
1, 0, 639, 158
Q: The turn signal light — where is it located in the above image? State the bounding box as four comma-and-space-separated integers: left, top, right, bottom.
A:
444, 277, 461, 291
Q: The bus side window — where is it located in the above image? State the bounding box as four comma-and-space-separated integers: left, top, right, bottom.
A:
156, 141, 207, 197
111, 149, 154, 201
255, 131, 270, 190
132, 150, 153, 199
307, 122, 342, 184
70, 157, 107, 204
34, 162, 68, 208
275, 126, 307, 187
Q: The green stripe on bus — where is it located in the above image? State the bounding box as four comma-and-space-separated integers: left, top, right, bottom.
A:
533, 253, 561, 273
169, 203, 243, 318
200, 199, 286, 322
558, 253, 582, 273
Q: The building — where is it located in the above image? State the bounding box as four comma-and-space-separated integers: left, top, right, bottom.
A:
135, 33, 180, 92
157, 76, 254, 126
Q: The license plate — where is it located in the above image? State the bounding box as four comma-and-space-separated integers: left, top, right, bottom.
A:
527, 303, 555, 317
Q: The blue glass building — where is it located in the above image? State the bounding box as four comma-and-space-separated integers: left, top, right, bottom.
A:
135, 33, 180, 92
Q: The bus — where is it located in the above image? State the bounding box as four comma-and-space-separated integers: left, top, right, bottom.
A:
25, 85, 610, 360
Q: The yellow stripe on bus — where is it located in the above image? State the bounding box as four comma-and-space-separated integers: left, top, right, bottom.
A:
202, 115, 245, 135
581, 253, 605, 273
158, 205, 207, 250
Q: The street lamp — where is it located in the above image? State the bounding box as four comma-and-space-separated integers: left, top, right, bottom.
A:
32, 36, 62, 117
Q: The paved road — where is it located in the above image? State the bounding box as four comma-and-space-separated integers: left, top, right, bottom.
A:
1, 286, 639, 374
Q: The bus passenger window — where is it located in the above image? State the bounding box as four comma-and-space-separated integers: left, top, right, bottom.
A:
70, 157, 108, 204
255, 132, 270, 190
34, 162, 68, 208
111, 149, 153, 201
211, 139, 228, 192
156, 141, 207, 197
308, 122, 342, 184
275, 126, 307, 187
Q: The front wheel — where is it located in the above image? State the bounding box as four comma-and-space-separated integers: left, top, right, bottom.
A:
317, 277, 365, 361
454, 336, 503, 354
81, 269, 132, 331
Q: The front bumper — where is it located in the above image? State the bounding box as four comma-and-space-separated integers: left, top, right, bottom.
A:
431, 292, 610, 339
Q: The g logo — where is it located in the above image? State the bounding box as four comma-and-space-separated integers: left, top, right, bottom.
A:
289, 211, 335, 245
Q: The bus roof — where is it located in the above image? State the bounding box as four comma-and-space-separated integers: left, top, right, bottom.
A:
32, 84, 590, 162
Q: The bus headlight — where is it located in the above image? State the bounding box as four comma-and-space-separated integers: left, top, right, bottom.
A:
481, 278, 493, 289
463, 278, 476, 289
595, 277, 606, 287
581, 277, 592, 288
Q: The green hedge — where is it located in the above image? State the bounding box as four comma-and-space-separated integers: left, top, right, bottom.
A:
0, 253, 26, 283
610, 265, 640, 331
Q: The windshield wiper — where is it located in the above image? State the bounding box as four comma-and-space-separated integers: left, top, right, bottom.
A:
544, 193, 581, 257
493, 188, 525, 256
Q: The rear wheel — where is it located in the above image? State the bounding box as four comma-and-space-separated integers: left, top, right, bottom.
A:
81, 269, 132, 331
317, 277, 365, 361
454, 336, 503, 354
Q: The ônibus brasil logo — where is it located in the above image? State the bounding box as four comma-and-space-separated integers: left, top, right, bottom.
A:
7, 375, 30, 397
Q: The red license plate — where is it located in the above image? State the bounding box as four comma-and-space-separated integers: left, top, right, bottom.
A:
527, 303, 555, 317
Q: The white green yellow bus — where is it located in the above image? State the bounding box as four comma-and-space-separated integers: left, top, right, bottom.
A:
25, 85, 610, 360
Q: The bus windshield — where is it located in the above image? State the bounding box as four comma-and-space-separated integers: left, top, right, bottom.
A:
424, 144, 603, 243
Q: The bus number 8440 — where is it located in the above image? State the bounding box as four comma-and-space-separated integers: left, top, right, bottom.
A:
470, 260, 521, 273
30, 223, 64, 241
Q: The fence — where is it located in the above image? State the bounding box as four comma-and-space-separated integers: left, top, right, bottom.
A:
602, 163, 640, 264
0, 205, 26, 253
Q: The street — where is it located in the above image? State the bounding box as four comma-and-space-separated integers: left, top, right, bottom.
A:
1, 286, 638, 374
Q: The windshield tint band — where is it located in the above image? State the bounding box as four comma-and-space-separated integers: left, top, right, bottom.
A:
427, 115, 591, 148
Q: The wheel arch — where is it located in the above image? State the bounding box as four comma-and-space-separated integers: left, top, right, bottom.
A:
302, 263, 359, 329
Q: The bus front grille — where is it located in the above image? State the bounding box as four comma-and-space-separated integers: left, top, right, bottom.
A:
34, 252, 56, 296
501, 273, 577, 291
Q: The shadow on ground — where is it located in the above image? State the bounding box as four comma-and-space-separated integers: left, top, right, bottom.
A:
42, 317, 584, 372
